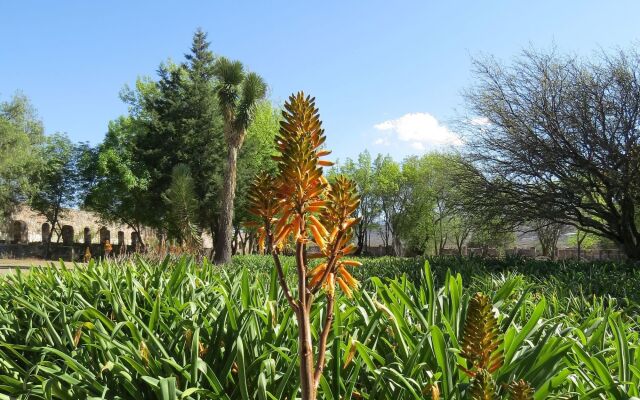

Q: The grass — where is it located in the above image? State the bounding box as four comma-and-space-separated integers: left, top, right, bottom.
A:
0, 255, 638, 399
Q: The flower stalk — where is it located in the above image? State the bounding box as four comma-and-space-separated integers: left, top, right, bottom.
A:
248, 92, 360, 399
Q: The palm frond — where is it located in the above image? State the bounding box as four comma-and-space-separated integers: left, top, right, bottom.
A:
234, 73, 267, 130
214, 57, 244, 111
214, 57, 244, 85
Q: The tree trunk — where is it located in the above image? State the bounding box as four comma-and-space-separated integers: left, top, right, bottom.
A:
209, 223, 217, 258
45, 223, 54, 259
247, 232, 255, 254
576, 231, 585, 261
214, 144, 239, 265
355, 227, 365, 256
535, 222, 561, 260
238, 230, 246, 255
392, 234, 403, 257
622, 239, 640, 261
136, 228, 146, 251
45, 206, 61, 259
365, 230, 370, 254
55, 221, 62, 243
620, 220, 640, 261
231, 226, 239, 255
618, 197, 640, 262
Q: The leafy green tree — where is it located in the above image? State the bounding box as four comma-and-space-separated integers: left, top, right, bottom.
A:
137, 29, 225, 233
372, 153, 464, 256
212, 57, 266, 264
373, 154, 402, 254
86, 30, 224, 244
395, 155, 436, 256
532, 219, 565, 259
0, 93, 44, 224
450, 214, 475, 255
421, 153, 489, 256
361, 151, 512, 257
84, 30, 273, 254
338, 151, 512, 257
336, 150, 382, 254
82, 117, 152, 245
468, 220, 516, 253
418, 154, 459, 255
29, 133, 78, 257
0, 93, 44, 138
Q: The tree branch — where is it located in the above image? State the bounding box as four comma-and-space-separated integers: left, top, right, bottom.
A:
313, 293, 334, 388
271, 250, 298, 313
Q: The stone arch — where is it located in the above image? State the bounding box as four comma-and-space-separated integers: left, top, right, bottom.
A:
11, 220, 28, 244
41, 223, 51, 244
61, 225, 74, 245
83, 227, 91, 244
131, 231, 140, 249
99, 226, 110, 245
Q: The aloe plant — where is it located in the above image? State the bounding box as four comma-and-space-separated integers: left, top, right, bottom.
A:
248, 92, 361, 399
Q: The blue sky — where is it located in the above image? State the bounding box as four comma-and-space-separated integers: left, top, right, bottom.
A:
2, 1, 640, 162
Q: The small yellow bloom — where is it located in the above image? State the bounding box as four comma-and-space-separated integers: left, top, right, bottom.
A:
309, 225, 326, 249
325, 273, 335, 296
336, 277, 352, 298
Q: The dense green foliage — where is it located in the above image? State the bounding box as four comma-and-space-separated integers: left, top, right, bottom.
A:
334, 152, 514, 257
82, 30, 277, 247
0, 93, 45, 224
0, 257, 638, 399
236, 255, 640, 306
0, 94, 85, 241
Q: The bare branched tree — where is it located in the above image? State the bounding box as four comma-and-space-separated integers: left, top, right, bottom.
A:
461, 47, 640, 260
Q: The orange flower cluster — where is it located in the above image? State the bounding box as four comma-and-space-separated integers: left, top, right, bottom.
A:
248, 92, 361, 297
246, 172, 278, 252
307, 176, 361, 297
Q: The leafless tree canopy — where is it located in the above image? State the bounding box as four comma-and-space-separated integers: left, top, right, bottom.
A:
462, 48, 640, 260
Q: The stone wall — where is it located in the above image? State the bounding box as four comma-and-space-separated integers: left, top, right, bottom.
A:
0, 242, 134, 262
0, 205, 214, 248
0, 205, 153, 245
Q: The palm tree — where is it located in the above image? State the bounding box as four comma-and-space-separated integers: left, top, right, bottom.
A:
213, 57, 266, 264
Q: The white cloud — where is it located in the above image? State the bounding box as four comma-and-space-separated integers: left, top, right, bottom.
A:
373, 112, 462, 150
373, 137, 390, 146
374, 120, 395, 131
470, 117, 490, 126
